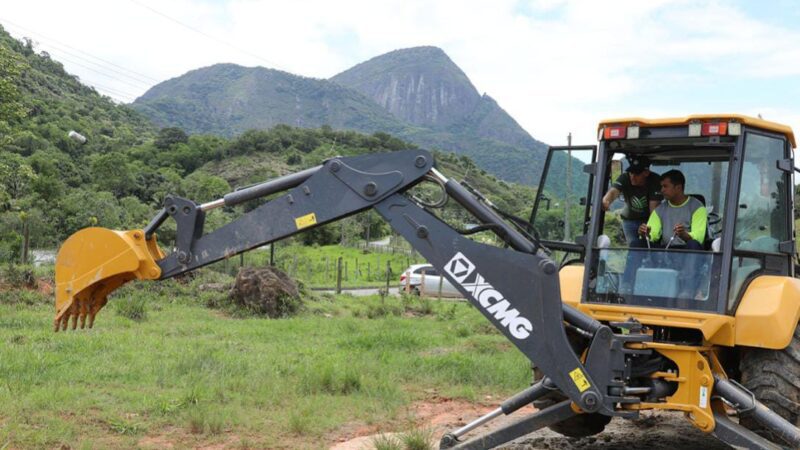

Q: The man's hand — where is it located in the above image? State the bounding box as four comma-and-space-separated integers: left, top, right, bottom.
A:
602, 187, 620, 212
674, 223, 691, 242
638, 223, 650, 237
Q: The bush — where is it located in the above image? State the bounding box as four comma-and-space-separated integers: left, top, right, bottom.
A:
400, 427, 435, 450
3, 264, 36, 288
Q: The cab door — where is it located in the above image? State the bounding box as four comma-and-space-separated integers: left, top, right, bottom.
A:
528, 145, 597, 256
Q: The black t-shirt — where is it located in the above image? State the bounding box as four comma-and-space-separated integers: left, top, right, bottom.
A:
612, 172, 663, 220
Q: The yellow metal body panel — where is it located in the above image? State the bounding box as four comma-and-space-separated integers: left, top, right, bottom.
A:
598, 114, 796, 148
558, 265, 583, 307
734, 275, 800, 349
578, 303, 735, 346
55, 227, 165, 331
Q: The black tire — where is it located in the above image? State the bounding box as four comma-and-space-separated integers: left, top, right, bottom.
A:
739, 324, 800, 443
532, 367, 611, 438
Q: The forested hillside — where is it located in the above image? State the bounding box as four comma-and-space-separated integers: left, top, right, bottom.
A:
0, 27, 537, 263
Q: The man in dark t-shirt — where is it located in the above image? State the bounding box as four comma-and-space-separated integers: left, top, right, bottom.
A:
602, 155, 662, 244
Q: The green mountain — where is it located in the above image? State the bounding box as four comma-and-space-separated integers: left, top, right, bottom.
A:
133, 63, 406, 137
132, 47, 577, 187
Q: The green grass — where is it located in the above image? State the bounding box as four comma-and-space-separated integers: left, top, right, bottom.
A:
215, 243, 427, 288
0, 287, 528, 449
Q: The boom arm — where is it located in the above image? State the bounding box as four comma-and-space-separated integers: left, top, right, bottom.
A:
54, 149, 643, 421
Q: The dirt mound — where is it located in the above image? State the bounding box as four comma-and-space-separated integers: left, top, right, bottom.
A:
229, 267, 302, 317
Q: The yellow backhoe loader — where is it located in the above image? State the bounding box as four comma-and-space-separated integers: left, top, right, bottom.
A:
54, 115, 800, 449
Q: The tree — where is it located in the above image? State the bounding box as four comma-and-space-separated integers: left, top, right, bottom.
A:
55, 190, 125, 238
154, 127, 189, 150
0, 152, 36, 201
180, 171, 230, 203
90, 152, 133, 197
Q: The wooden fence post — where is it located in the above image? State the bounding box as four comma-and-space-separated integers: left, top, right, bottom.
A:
385, 260, 391, 294
336, 257, 343, 294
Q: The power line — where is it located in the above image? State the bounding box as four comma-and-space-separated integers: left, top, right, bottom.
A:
40, 51, 144, 98
33, 42, 152, 88
0, 20, 149, 101
44, 48, 150, 92
127, 0, 289, 72
0, 18, 160, 83
85, 83, 137, 102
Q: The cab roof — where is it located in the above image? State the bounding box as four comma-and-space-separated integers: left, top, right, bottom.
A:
598, 114, 796, 148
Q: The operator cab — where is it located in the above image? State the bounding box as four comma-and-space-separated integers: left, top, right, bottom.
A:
529, 115, 796, 315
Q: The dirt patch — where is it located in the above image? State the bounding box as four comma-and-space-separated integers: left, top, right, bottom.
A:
37, 279, 53, 295
329, 396, 734, 450
330, 394, 533, 450
137, 427, 242, 449
229, 267, 302, 317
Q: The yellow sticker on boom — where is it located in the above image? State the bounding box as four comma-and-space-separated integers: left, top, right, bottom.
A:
569, 368, 591, 392
295, 213, 317, 230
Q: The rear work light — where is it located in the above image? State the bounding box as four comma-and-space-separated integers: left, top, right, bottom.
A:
702, 122, 728, 136
603, 126, 627, 140
689, 121, 740, 138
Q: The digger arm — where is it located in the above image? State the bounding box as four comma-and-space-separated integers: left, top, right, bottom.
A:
55, 149, 640, 421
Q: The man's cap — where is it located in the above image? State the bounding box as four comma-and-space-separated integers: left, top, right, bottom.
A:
625, 155, 650, 174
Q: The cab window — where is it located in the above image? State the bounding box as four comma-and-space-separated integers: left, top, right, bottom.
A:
734, 133, 789, 253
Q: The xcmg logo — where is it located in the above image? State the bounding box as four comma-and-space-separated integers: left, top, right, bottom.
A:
444, 252, 533, 340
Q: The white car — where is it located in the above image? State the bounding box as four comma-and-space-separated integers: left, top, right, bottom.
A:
399, 263, 462, 297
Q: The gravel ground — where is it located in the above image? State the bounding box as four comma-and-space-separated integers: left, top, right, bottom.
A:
499, 411, 733, 450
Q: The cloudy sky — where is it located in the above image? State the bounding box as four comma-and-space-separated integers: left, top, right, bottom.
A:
3, 0, 800, 146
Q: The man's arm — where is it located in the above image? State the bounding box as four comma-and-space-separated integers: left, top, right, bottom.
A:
647, 211, 662, 241
649, 200, 660, 212
602, 187, 621, 211
689, 206, 707, 244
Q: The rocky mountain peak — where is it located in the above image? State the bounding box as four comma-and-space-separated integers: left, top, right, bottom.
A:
331, 46, 481, 128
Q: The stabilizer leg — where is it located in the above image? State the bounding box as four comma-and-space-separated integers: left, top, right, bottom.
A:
712, 413, 784, 450
441, 400, 575, 450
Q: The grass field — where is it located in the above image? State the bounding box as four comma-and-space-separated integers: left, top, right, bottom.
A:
0, 275, 529, 449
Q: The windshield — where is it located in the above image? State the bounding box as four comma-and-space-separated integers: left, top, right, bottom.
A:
588, 247, 722, 312
591, 145, 731, 313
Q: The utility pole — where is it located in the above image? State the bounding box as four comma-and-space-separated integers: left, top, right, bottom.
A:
564, 132, 572, 241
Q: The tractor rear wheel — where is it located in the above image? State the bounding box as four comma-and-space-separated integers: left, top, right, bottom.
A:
532, 367, 611, 438
739, 323, 800, 443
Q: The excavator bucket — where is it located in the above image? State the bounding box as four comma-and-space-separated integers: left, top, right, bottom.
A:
54, 227, 165, 331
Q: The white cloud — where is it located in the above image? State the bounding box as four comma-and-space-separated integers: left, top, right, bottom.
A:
3, 0, 799, 147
